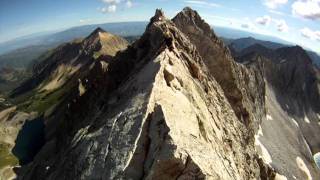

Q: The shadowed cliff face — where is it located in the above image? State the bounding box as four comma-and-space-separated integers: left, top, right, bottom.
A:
13, 8, 270, 180
3, 6, 318, 180
233, 42, 320, 179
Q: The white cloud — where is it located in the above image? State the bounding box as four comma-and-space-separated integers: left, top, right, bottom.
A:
239, 17, 259, 30
292, 0, 320, 20
269, 9, 286, 16
254, 16, 289, 33
79, 19, 92, 23
301, 27, 320, 41
126, 0, 132, 8
256, 15, 272, 25
108, 5, 117, 12
241, 23, 250, 28
99, 0, 132, 13
101, 0, 120, 4
101, 5, 117, 13
264, 0, 288, 9
185, 0, 221, 8
274, 19, 289, 32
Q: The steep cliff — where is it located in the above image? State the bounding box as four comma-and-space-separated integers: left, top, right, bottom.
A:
173, 7, 265, 133
16, 9, 269, 180
235, 44, 320, 179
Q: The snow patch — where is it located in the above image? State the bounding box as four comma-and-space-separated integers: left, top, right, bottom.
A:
255, 126, 272, 165
302, 136, 313, 157
100, 61, 108, 73
266, 114, 273, 121
285, 104, 289, 109
280, 59, 287, 64
304, 116, 310, 123
78, 79, 86, 96
275, 173, 287, 180
257, 125, 264, 136
255, 139, 272, 165
296, 156, 312, 180
291, 118, 299, 127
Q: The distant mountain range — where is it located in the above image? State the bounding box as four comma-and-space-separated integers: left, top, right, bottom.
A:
0, 22, 147, 55
1, 7, 320, 180
0, 21, 319, 71
222, 37, 320, 67
0, 22, 293, 55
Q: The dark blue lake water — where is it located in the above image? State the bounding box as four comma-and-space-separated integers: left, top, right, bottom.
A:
12, 117, 45, 165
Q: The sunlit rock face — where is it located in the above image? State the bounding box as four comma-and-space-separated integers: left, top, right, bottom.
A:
16, 8, 267, 180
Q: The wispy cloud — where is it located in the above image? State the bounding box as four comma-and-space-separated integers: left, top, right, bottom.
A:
274, 19, 289, 32
264, 0, 288, 9
256, 15, 272, 26
241, 23, 250, 28
126, 0, 133, 8
99, 0, 133, 13
301, 27, 320, 41
240, 17, 258, 30
79, 19, 92, 23
253, 15, 289, 33
185, 0, 221, 8
269, 9, 286, 16
292, 0, 320, 20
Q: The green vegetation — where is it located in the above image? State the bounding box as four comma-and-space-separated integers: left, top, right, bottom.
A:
18, 88, 66, 113
0, 143, 18, 169
93, 51, 102, 59
0, 45, 53, 70
16, 78, 75, 114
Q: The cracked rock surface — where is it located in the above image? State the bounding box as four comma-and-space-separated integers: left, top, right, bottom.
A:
17, 8, 272, 180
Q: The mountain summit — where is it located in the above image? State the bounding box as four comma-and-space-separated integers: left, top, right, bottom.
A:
1, 7, 319, 180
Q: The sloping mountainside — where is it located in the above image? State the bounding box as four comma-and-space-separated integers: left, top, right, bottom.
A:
0, 67, 30, 95
234, 44, 320, 179
0, 29, 128, 179
0, 7, 319, 180
227, 37, 286, 52
0, 45, 53, 70
0, 33, 137, 96
224, 37, 320, 68
17, 8, 266, 179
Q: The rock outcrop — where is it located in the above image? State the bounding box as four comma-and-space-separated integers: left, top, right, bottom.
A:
16, 8, 269, 180
173, 7, 265, 147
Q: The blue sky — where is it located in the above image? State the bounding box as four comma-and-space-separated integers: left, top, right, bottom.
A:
0, 0, 319, 53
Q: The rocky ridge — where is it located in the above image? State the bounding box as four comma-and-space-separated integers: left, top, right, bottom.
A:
16, 8, 269, 180
0, 6, 318, 180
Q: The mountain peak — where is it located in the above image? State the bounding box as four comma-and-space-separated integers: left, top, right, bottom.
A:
182, 6, 197, 13
86, 27, 106, 39
173, 7, 213, 37
148, 9, 166, 27
92, 27, 106, 34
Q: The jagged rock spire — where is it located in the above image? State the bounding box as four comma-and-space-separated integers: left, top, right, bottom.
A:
173, 7, 213, 36
147, 8, 166, 28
